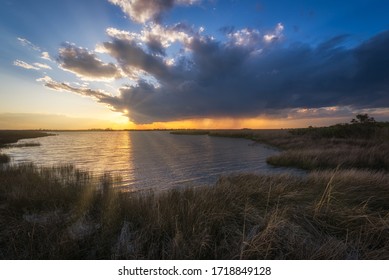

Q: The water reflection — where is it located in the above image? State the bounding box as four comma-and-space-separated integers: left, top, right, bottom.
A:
6, 131, 295, 191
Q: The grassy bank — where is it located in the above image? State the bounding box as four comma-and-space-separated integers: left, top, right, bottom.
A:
0, 130, 53, 147
0, 130, 53, 164
1, 164, 388, 259
171, 122, 389, 171
0, 130, 52, 164
266, 123, 389, 171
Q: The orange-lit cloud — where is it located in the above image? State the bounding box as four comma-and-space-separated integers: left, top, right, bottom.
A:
13, 2, 389, 130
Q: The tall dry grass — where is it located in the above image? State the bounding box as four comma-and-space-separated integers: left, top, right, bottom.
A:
266, 138, 389, 170
175, 128, 389, 171
0, 153, 10, 164
1, 164, 388, 259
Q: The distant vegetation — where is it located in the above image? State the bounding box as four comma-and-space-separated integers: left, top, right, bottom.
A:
170, 129, 209, 135
4, 142, 41, 148
0, 130, 51, 164
0, 130, 53, 147
290, 114, 389, 139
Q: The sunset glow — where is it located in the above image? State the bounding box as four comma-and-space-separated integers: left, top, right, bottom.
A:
1, 0, 389, 129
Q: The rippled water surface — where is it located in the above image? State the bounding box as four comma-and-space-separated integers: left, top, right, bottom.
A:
6, 131, 293, 191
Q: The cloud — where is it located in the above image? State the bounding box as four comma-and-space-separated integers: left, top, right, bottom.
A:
17, 37, 41, 51
37, 76, 121, 113
34, 62, 52, 70
263, 23, 284, 42
14, 60, 52, 71
226, 28, 262, 47
102, 36, 172, 82
41, 51, 52, 61
105, 23, 193, 57
57, 44, 122, 81
108, 0, 201, 23
17, 37, 53, 63
14, 60, 40, 70
44, 22, 389, 124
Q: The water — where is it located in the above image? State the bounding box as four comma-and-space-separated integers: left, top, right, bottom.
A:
5, 131, 298, 191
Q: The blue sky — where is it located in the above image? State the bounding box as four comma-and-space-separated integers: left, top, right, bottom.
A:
1, 0, 389, 129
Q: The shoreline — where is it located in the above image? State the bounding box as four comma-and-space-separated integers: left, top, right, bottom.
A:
171, 127, 389, 171
1, 126, 388, 259
0, 131, 54, 164
0, 130, 54, 146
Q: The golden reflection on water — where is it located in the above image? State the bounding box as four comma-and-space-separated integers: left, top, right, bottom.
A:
6, 131, 293, 191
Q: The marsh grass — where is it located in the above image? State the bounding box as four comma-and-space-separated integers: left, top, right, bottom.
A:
1, 164, 388, 259
172, 128, 389, 171
4, 142, 41, 148
265, 135, 389, 170
0, 130, 50, 165
1, 127, 389, 259
0, 154, 10, 164
0, 131, 53, 147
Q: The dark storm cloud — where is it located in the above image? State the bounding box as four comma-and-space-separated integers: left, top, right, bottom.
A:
45, 28, 389, 124
58, 44, 121, 81
353, 31, 389, 94
145, 36, 167, 55
118, 29, 389, 123
102, 38, 172, 82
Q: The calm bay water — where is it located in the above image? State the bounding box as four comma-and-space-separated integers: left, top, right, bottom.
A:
6, 131, 295, 191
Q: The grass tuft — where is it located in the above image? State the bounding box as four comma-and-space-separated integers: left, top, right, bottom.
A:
1, 164, 389, 259
0, 154, 10, 164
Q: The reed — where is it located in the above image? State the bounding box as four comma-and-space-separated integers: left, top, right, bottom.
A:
1, 164, 388, 259
172, 125, 389, 171
0, 153, 10, 164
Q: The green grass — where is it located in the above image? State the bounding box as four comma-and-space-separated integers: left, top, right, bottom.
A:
1, 164, 388, 259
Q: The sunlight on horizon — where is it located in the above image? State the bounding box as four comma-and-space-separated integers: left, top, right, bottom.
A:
2, 1, 389, 130
0, 112, 355, 130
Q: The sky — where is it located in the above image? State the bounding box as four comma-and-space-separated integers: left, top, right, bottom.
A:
1, 0, 389, 129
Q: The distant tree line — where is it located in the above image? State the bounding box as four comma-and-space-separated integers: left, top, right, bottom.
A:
290, 114, 389, 139
351, 113, 376, 124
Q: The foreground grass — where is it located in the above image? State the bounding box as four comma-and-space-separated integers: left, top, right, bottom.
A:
0, 154, 10, 164
1, 164, 388, 259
